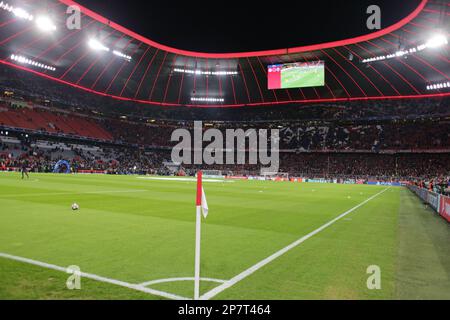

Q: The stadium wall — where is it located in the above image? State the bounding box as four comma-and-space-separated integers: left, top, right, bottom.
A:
408, 186, 450, 223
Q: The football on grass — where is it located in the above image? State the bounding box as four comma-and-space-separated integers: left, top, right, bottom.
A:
71, 203, 80, 211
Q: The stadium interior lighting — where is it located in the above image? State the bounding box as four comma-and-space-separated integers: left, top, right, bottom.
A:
426, 81, 450, 91
113, 50, 132, 61
88, 39, 110, 52
362, 34, 448, 64
174, 68, 238, 76
0, 2, 33, 21
10, 54, 56, 71
425, 34, 448, 49
35, 16, 56, 32
362, 47, 421, 63
191, 97, 225, 103
12, 7, 32, 20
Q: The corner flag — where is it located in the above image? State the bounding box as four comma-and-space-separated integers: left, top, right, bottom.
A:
194, 171, 208, 300
196, 171, 209, 218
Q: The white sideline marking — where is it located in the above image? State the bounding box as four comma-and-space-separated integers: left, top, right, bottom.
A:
0, 253, 190, 300
139, 277, 226, 287
200, 188, 390, 300
137, 177, 231, 183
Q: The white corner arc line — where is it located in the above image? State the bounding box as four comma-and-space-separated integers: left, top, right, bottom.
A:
0, 253, 190, 300
200, 188, 390, 300
139, 277, 227, 287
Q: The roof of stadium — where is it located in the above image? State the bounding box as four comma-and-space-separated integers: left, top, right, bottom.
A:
0, 0, 449, 108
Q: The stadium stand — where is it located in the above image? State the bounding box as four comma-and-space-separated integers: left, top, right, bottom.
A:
0, 0, 448, 195
0, 103, 113, 140
0, 69, 448, 192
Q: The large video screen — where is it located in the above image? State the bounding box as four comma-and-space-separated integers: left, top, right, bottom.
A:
268, 61, 325, 90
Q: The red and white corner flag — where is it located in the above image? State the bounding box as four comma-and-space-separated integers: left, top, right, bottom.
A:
194, 171, 208, 300
196, 171, 209, 218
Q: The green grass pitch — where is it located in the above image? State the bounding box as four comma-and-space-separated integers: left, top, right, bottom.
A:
1, 172, 449, 300
281, 67, 325, 89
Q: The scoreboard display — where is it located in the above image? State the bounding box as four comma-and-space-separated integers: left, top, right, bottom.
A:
268, 61, 325, 90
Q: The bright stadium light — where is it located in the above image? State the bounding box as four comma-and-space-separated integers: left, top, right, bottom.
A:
425, 34, 448, 49
113, 50, 132, 61
10, 54, 56, 71
426, 81, 450, 91
174, 68, 238, 76
35, 16, 56, 32
0, 2, 33, 21
191, 97, 225, 103
88, 39, 110, 52
362, 34, 448, 64
13, 7, 33, 20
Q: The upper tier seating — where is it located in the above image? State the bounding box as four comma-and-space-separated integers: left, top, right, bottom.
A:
0, 105, 113, 141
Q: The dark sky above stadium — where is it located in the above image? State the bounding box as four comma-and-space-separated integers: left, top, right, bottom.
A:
76, 0, 422, 53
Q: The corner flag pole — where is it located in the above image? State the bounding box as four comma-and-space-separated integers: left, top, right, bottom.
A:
194, 171, 203, 300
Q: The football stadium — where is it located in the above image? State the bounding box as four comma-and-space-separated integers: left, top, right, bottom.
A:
0, 0, 449, 305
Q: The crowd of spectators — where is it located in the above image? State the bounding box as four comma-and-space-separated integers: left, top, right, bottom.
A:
0, 64, 448, 194
91, 117, 450, 152
1, 65, 449, 153
2, 137, 449, 194
279, 121, 449, 151
0, 139, 166, 175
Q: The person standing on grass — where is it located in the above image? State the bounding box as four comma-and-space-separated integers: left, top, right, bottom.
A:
21, 160, 29, 180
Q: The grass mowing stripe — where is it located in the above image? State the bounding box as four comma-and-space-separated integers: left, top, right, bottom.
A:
0, 253, 190, 300
395, 189, 450, 300
201, 188, 390, 300
9, 173, 446, 299
0, 258, 161, 300
0, 190, 148, 198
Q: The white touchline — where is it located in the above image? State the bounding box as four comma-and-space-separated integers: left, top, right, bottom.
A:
200, 188, 390, 300
137, 177, 232, 183
0, 253, 190, 300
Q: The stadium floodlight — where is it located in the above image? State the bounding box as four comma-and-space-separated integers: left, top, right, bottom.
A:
10, 54, 56, 71
425, 34, 448, 49
174, 68, 238, 76
88, 39, 110, 52
35, 16, 56, 32
12, 7, 33, 21
211, 70, 239, 76
426, 81, 450, 91
191, 97, 225, 103
395, 51, 404, 57
0, 2, 33, 21
362, 34, 448, 64
112, 50, 132, 61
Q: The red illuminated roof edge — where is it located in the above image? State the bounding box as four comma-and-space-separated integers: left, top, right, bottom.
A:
58, 0, 429, 59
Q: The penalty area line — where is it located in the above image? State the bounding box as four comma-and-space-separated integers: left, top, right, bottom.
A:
0, 253, 190, 300
200, 187, 390, 300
